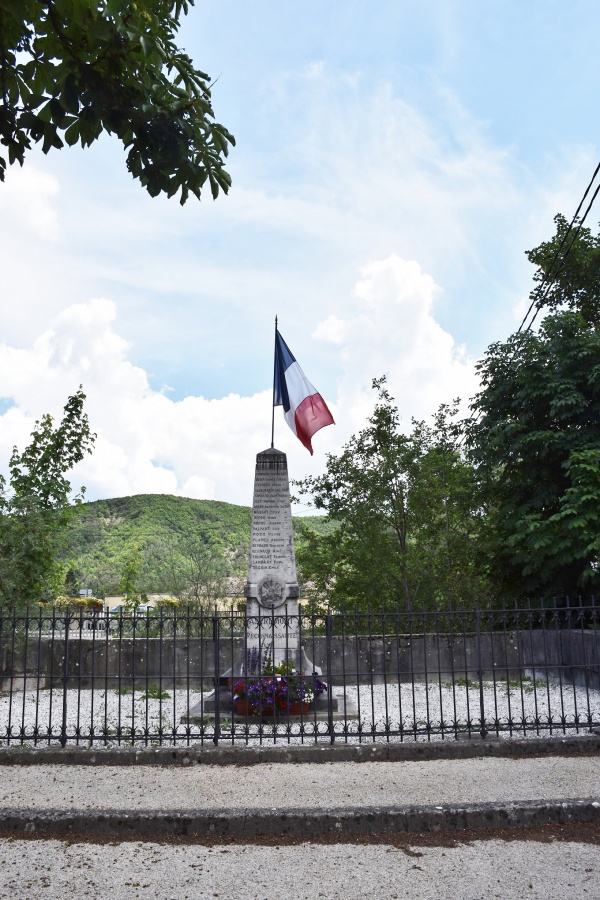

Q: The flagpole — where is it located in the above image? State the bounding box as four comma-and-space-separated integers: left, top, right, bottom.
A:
271, 315, 277, 448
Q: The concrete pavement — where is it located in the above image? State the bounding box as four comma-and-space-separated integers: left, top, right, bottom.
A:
0, 741, 598, 840
0, 833, 598, 900
0, 740, 599, 899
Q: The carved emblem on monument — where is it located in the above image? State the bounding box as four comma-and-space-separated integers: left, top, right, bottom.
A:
257, 574, 286, 609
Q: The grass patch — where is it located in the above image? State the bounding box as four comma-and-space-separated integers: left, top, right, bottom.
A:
137, 684, 171, 701
504, 676, 546, 694
445, 677, 479, 690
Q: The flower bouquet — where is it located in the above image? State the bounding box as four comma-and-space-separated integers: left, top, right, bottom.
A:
234, 659, 328, 717
232, 679, 252, 715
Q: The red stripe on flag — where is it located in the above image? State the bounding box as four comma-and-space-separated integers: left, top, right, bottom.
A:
293, 393, 335, 455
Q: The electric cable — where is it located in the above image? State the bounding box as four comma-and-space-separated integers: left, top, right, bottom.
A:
456, 160, 600, 451
517, 161, 600, 333
521, 177, 600, 332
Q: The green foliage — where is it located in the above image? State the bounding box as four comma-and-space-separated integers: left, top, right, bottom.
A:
0, 0, 234, 203
66, 493, 250, 596
138, 683, 170, 701
504, 676, 546, 694
141, 533, 230, 607
119, 544, 142, 606
526, 213, 600, 327
178, 536, 228, 607
468, 217, 600, 599
263, 659, 295, 676
294, 379, 491, 613
65, 492, 327, 602
0, 388, 95, 607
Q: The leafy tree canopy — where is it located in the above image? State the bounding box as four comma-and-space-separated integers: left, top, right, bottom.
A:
526, 214, 600, 327
468, 217, 600, 599
0, 0, 234, 203
295, 379, 491, 613
0, 388, 95, 606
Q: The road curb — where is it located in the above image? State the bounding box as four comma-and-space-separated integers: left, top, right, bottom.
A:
0, 734, 599, 766
1, 799, 599, 840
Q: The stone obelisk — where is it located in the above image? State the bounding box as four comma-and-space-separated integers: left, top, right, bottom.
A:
243, 447, 301, 670
184, 443, 349, 723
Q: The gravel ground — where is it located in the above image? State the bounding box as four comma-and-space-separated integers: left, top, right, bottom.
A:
0, 756, 598, 810
1, 678, 598, 747
0, 834, 597, 900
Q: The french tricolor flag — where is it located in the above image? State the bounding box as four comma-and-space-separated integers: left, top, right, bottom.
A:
273, 330, 335, 454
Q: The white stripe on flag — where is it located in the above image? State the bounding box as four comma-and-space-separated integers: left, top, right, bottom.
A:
284, 408, 297, 435
283, 360, 316, 414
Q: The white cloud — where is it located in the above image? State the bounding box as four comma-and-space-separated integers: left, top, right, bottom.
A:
0, 256, 478, 508
0, 298, 268, 505
303, 61, 325, 79
314, 254, 477, 433
1, 1, 596, 526
0, 164, 72, 343
0, 71, 593, 399
0, 165, 60, 240
0, 77, 524, 351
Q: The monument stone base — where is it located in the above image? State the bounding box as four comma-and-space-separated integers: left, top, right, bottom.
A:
181, 690, 359, 724
182, 446, 362, 729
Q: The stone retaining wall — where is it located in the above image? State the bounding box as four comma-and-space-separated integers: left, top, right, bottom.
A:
4, 630, 597, 689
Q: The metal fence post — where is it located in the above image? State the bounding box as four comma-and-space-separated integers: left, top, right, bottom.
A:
60, 613, 71, 748
475, 608, 487, 739
212, 613, 220, 745
326, 608, 335, 743
2, 600, 596, 750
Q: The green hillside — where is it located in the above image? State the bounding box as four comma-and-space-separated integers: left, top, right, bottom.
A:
65, 494, 333, 598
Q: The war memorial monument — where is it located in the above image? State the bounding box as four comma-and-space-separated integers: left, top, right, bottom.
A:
186, 324, 352, 723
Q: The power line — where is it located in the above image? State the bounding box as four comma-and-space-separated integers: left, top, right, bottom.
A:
517, 161, 600, 333
457, 161, 600, 450
522, 179, 600, 332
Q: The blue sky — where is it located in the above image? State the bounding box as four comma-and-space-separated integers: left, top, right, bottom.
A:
0, 0, 598, 508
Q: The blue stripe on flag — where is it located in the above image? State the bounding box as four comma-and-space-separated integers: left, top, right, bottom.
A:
274, 331, 295, 411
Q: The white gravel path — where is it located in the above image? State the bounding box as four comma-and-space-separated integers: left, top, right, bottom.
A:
0, 836, 597, 900
0, 678, 598, 747
1, 756, 598, 810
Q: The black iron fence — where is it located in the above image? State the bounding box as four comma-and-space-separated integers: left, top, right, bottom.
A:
0, 600, 598, 747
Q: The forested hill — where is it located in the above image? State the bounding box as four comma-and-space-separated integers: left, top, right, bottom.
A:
75, 494, 253, 558
66, 494, 332, 597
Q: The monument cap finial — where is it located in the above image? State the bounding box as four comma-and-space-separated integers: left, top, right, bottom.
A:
257, 447, 287, 470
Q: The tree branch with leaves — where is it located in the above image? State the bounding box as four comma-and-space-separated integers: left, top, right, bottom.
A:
467, 216, 600, 599
295, 379, 490, 613
0, 387, 95, 607
0, 0, 235, 203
